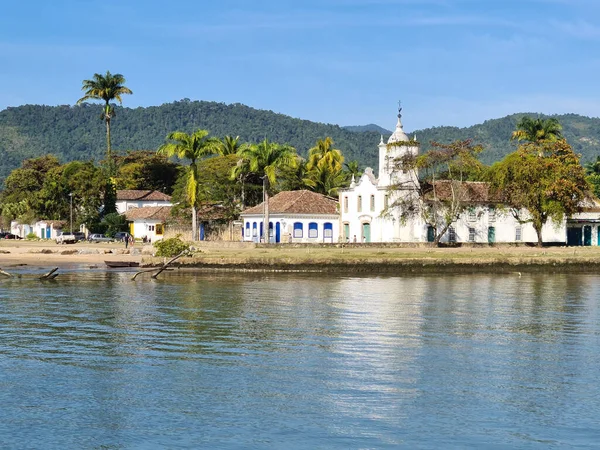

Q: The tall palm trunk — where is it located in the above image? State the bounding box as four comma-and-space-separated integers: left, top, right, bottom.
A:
192, 205, 198, 241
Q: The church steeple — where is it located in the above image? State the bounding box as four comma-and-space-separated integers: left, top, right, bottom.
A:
387, 100, 409, 143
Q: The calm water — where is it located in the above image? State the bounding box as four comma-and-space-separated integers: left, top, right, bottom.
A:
1, 268, 600, 449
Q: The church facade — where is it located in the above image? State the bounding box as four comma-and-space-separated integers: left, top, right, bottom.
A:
338, 108, 576, 245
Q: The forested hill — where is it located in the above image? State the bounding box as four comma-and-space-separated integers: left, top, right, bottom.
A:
1, 100, 600, 183
0, 101, 381, 183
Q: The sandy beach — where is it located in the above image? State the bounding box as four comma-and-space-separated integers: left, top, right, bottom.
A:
0, 240, 144, 269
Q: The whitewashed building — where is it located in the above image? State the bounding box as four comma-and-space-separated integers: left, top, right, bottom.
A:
240, 190, 339, 243
116, 190, 172, 214
124, 206, 170, 242
339, 108, 585, 245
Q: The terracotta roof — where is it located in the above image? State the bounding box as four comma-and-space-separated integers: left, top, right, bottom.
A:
425, 181, 499, 203
124, 206, 172, 221
116, 190, 172, 201
241, 190, 338, 215
38, 220, 66, 228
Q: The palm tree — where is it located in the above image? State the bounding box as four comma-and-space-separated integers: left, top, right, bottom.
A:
344, 160, 362, 181
303, 164, 347, 197
76, 71, 133, 162
217, 135, 248, 156
238, 139, 297, 243
511, 116, 563, 143
306, 137, 343, 172
158, 129, 220, 240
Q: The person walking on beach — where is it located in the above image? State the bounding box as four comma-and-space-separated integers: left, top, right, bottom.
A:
124, 235, 128, 249
128, 235, 134, 247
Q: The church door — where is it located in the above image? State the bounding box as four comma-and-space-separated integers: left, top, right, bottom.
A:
362, 223, 371, 243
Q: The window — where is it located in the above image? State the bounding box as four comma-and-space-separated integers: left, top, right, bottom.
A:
489, 206, 496, 223
448, 226, 456, 243
515, 226, 522, 242
148, 225, 155, 232
384, 195, 389, 209
156, 224, 164, 235
245, 222, 250, 237
344, 196, 349, 213
252, 222, 257, 237
308, 222, 318, 238
370, 195, 375, 212
357, 196, 362, 212
468, 207, 476, 222
293, 222, 303, 238
324, 223, 333, 239
468, 227, 475, 242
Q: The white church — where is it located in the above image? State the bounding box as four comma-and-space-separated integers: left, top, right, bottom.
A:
339, 107, 600, 245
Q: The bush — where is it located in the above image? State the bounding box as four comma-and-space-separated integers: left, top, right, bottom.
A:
26, 232, 38, 240
154, 236, 190, 257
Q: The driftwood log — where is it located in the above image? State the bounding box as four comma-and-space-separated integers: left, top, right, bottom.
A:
131, 250, 189, 280
0, 267, 59, 280
39, 268, 59, 280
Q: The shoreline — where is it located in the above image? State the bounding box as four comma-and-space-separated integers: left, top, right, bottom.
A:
2, 240, 600, 274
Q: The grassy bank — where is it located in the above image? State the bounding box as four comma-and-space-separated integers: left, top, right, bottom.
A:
142, 244, 600, 274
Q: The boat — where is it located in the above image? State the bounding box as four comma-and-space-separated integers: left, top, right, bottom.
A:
104, 261, 140, 268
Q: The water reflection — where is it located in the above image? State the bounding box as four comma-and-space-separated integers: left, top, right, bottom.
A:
1, 271, 600, 448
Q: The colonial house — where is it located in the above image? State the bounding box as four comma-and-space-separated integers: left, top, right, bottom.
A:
124, 206, 170, 242
116, 190, 172, 214
240, 190, 339, 243
339, 107, 595, 245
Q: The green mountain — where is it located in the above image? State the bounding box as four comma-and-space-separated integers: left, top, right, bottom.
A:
1, 100, 599, 184
344, 124, 392, 134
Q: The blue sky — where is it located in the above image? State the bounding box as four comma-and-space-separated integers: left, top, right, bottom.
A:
1, 0, 599, 131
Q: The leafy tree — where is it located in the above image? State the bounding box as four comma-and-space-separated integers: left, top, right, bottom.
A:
157, 129, 220, 240
76, 71, 133, 161
511, 116, 563, 143
237, 139, 297, 242
387, 139, 485, 245
584, 156, 600, 198
100, 212, 128, 237
114, 150, 180, 193
489, 139, 588, 246
217, 135, 248, 156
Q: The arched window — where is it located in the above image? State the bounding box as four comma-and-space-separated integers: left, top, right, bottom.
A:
245, 221, 250, 237
293, 222, 303, 238
308, 222, 318, 238
252, 222, 257, 237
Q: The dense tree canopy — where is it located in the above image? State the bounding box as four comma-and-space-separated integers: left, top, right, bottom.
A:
488, 139, 589, 246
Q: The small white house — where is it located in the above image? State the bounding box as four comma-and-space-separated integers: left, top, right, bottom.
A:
124, 206, 171, 242
35, 220, 66, 239
116, 190, 172, 214
240, 190, 340, 243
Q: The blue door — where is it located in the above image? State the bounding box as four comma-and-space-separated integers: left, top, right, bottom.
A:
200, 223, 205, 241
275, 222, 281, 243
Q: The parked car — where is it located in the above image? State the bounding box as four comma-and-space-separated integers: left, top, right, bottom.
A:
56, 232, 77, 244
113, 232, 130, 242
3, 233, 23, 240
87, 233, 113, 243
72, 231, 85, 242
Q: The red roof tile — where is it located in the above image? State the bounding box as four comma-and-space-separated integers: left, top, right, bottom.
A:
241, 190, 338, 215
124, 206, 172, 221
116, 190, 172, 201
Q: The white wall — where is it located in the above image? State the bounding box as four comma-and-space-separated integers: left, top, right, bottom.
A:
242, 214, 339, 244
131, 220, 165, 242
116, 200, 172, 214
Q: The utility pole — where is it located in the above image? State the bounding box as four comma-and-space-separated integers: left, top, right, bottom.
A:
69, 193, 73, 233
